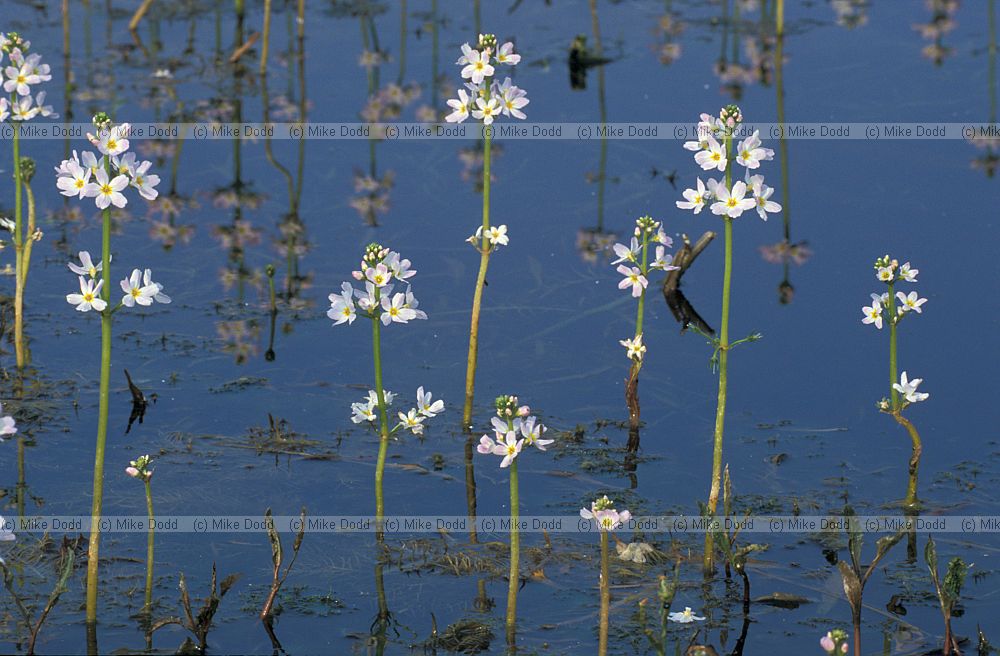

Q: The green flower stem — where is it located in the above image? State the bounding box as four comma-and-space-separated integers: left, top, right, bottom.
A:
85, 201, 113, 624
598, 530, 610, 656
372, 293, 391, 530
506, 457, 520, 639
11, 112, 25, 369
635, 235, 649, 336
462, 130, 492, 428
143, 478, 154, 614
704, 134, 734, 574
887, 281, 899, 410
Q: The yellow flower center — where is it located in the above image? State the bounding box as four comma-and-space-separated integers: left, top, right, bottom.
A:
16, 74, 25, 84
107, 139, 118, 151
74, 179, 85, 189
83, 292, 94, 302
131, 288, 142, 298
100, 184, 112, 195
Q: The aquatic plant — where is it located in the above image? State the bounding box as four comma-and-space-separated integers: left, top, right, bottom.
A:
636, 565, 680, 656
0, 401, 17, 441
580, 495, 630, 656
476, 395, 551, 641
150, 563, 241, 653
835, 506, 902, 655
820, 629, 850, 654
443, 33, 527, 427
861, 255, 928, 505
327, 243, 443, 527
609, 216, 678, 433
1, 31, 55, 369
56, 113, 167, 624
260, 507, 306, 651
675, 105, 779, 572
925, 536, 968, 655
0, 533, 78, 656
125, 455, 156, 615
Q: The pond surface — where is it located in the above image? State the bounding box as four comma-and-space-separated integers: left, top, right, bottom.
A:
2, 0, 1000, 654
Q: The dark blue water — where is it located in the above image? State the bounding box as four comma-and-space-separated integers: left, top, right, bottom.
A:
1, 0, 999, 653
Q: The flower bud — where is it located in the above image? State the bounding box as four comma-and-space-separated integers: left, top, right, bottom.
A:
92, 112, 112, 130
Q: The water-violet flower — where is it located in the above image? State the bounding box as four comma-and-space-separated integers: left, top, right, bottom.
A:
66, 276, 107, 312
896, 290, 927, 314
668, 607, 706, 623
893, 371, 929, 404
617, 265, 648, 297
0, 402, 16, 440
676, 178, 708, 213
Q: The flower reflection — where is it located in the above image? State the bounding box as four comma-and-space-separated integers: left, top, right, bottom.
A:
831, 0, 869, 29
217, 319, 261, 364
759, 239, 812, 266
914, 0, 959, 65
653, 12, 684, 66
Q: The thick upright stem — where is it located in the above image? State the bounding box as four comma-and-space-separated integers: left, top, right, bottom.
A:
12, 120, 24, 369
372, 311, 390, 530
598, 530, 610, 656
505, 458, 520, 640
887, 281, 899, 410
705, 137, 734, 574
143, 479, 155, 613
86, 204, 113, 624
462, 132, 492, 428
894, 412, 922, 506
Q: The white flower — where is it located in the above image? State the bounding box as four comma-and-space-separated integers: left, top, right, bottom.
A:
93, 168, 129, 209
694, 135, 727, 172
57, 160, 96, 200
120, 269, 158, 307
472, 97, 499, 125
620, 334, 646, 361
654, 228, 673, 247
366, 389, 395, 406
710, 181, 755, 218
610, 238, 640, 265
416, 386, 444, 417
0, 98, 8, 122
486, 225, 509, 246
498, 79, 529, 119
899, 262, 918, 282
97, 123, 130, 156
616, 541, 655, 563
877, 266, 893, 282
461, 49, 495, 84
0, 401, 16, 441
351, 401, 376, 423
617, 265, 648, 297
130, 160, 160, 200
519, 416, 553, 450
456, 43, 477, 65
492, 431, 523, 468
398, 409, 426, 435
495, 41, 521, 65
445, 89, 471, 123
893, 371, 929, 403
896, 290, 927, 314
33, 91, 56, 118
24, 53, 51, 82
365, 263, 392, 288
66, 276, 107, 312
3, 62, 39, 96
142, 269, 171, 303
403, 287, 427, 320
355, 281, 382, 312
328, 282, 357, 325
735, 130, 773, 169
676, 178, 708, 213
385, 252, 416, 280
380, 292, 417, 325
650, 245, 679, 271
747, 175, 781, 220
861, 300, 883, 329
68, 251, 104, 278
9, 95, 38, 121
668, 607, 706, 623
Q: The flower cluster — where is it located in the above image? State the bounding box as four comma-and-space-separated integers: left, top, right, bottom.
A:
860, 256, 925, 331
466, 223, 510, 252
611, 216, 679, 362
676, 107, 780, 221
445, 34, 527, 125
0, 402, 16, 442
820, 629, 850, 654
349, 387, 443, 436
0, 32, 56, 122
328, 243, 425, 327
125, 454, 154, 482
65, 251, 170, 313
55, 115, 160, 209
477, 395, 552, 468
579, 495, 630, 532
